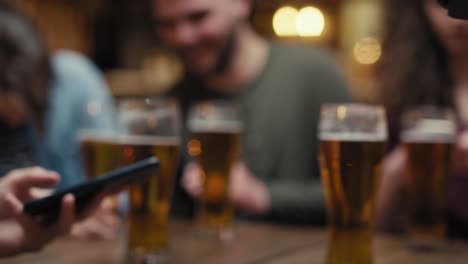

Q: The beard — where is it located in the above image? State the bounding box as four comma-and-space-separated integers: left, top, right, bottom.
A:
177, 28, 238, 78
211, 28, 237, 76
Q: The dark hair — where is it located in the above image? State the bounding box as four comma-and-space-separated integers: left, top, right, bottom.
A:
377, 0, 453, 149
0, 2, 52, 127
249, 0, 257, 24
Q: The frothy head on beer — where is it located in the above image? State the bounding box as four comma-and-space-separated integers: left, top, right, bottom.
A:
117, 98, 181, 137
401, 106, 456, 143
188, 119, 243, 134
188, 100, 243, 133
401, 119, 456, 143
79, 132, 180, 146
319, 104, 388, 142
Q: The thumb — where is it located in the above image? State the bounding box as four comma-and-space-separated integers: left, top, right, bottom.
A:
2, 193, 24, 217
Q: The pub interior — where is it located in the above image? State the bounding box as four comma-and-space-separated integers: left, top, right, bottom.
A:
1, 0, 468, 263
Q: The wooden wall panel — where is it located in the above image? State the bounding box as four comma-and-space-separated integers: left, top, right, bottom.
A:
17, 0, 91, 54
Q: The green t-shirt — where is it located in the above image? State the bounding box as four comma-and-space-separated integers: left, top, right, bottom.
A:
169, 43, 350, 225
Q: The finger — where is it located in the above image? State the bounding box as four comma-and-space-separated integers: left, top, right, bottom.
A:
459, 132, 468, 149
228, 162, 255, 208
185, 177, 203, 197
72, 218, 117, 241
13, 213, 50, 252
77, 194, 107, 220
86, 217, 118, 240
70, 224, 86, 239
101, 197, 116, 211
3, 193, 24, 217
73, 208, 120, 241
184, 162, 202, 177
98, 211, 121, 227
54, 194, 75, 236
13, 207, 52, 249
10, 168, 59, 190
229, 163, 244, 193
182, 163, 203, 197
29, 188, 54, 200
228, 176, 245, 206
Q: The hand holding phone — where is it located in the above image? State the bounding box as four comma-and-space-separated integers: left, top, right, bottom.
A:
24, 157, 159, 225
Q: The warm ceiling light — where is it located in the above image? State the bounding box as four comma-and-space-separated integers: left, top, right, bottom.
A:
296, 6, 325, 37
353, 37, 382, 65
273, 6, 298, 37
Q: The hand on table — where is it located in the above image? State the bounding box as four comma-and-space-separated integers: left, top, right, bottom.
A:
182, 161, 271, 215
71, 197, 120, 241
375, 147, 406, 232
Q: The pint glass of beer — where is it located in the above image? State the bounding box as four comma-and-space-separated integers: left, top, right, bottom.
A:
79, 100, 121, 208
401, 106, 455, 250
119, 98, 181, 263
187, 101, 242, 240
318, 104, 387, 264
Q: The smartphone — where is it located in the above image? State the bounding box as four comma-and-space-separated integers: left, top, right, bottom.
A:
23, 157, 159, 225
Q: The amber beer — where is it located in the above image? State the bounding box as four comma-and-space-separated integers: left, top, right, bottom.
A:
403, 137, 452, 248
79, 133, 125, 210
319, 135, 385, 264
120, 135, 180, 256
79, 133, 125, 179
80, 133, 180, 254
188, 122, 241, 233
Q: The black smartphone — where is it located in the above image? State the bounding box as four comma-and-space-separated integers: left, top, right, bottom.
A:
23, 157, 159, 226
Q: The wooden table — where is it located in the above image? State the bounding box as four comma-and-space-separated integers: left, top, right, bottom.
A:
5, 220, 468, 264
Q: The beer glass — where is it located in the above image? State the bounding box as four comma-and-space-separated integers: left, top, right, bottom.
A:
119, 98, 181, 263
79, 99, 121, 208
401, 106, 455, 250
187, 100, 242, 240
318, 104, 387, 264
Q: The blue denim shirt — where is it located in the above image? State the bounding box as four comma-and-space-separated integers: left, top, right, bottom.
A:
33, 51, 116, 189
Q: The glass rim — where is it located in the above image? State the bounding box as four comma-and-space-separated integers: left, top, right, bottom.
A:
78, 131, 180, 145
320, 103, 386, 111
401, 105, 455, 115
400, 105, 456, 143
189, 99, 240, 106
319, 103, 388, 142
187, 99, 243, 133
117, 96, 179, 107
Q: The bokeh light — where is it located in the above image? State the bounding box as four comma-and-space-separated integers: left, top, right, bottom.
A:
273, 6, 298, 37
296, 6, 325, 37
353, 37, 382, 65
187, 139, 201, 157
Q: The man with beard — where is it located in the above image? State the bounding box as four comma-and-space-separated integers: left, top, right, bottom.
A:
153, 0, 350, 224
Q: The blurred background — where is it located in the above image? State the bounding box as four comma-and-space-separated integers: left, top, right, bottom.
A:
17, 0, 382, 101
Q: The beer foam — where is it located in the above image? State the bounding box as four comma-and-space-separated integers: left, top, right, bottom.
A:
401, 119, 455, 143
78, 131, 118, 142
401, 133, 454, 143
188, 119, 243, 133
319, 132, 387, 142
79, 132, 180, 146
116, 134, 180, 145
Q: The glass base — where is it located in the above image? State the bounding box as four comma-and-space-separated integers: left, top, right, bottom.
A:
326, 228, 372, 264
195, 225, 235, 243
408, 238, 445, 252
408, 226, 446, 252
126, 249, 169, 264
